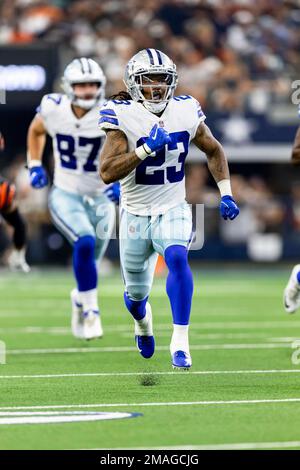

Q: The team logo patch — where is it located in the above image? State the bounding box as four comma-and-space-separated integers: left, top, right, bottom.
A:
0, 411, 142, 425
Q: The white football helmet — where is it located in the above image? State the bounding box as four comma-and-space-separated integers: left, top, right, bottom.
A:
124, 49, 178, 114
62, 58, 106, 110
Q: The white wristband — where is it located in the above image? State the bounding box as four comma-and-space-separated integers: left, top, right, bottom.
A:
217, 179, 232, 197
28, 159, 42, 169
135, 143, 152, 160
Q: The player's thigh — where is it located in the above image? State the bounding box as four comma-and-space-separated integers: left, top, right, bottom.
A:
87, 195, 116, 261
119, 210, 157, 300
152, 202, 193, 256
48, 187, 95, 244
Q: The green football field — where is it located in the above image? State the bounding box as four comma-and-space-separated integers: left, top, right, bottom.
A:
1, 267, 300, 450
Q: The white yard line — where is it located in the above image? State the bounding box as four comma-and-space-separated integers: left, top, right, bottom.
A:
5, 343, 292, 355
121, 332, 297, 341
1, 397, 300, 411
1, 321, 300, 332
0, 285, 283, 298
109, 320, 300, 331
1, 326, 298, 343
1, 369, 300, 380
87, 441, 300, 450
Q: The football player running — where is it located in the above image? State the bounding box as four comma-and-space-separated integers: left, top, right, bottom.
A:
283, 119, 300, 313
99, 49, 239, 369
0, 132, 30, 273
27, 58, 120, 340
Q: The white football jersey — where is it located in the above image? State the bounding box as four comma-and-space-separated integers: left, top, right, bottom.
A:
99, 95, 205, 215
38, 93, 106, 196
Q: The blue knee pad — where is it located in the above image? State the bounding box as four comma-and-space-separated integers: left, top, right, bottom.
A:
165, 245, 193, 325
73, 235, 97, 292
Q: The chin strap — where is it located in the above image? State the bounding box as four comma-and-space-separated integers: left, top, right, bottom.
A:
143, 100, 168, 114
73, 98, 98, 110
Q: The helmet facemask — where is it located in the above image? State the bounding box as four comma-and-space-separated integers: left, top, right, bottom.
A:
70, 82, 103, 110
131, 72, 176, 113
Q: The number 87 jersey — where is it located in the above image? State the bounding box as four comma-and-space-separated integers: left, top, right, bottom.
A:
99, 95, 206, 215
37, 93, 107, 196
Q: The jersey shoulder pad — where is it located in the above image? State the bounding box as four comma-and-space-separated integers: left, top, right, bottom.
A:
173, 95, 206, 126
36, 93, 63, 118
188, 95, 206, 122
98, 99, 132, 131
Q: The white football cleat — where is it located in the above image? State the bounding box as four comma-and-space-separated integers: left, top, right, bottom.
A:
82, 310, 103, 340
70, 289, 84, 338
134, 302, 155, 359
284, 264, 300, 314
8, 248, 30, 273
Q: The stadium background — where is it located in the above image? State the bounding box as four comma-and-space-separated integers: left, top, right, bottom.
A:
0, 0, 300, 266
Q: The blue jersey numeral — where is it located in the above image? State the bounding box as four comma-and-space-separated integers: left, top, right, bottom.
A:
80, 137, 102, 172
112, 100, 131, 105
47, 94, 62, 105
173, 95, 191, 101
56, 134, 76, 169
135, 131, 189, 185
56, 134, 102, 172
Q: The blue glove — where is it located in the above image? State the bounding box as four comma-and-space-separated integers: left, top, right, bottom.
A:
144, 123, 171, 153
103, 182, 120, 204
220, 196, 240, 220
29, 166, 48, 189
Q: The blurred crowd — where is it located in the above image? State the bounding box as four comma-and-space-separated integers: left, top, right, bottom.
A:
1, 158, 300, 264
1, 0, 299, 113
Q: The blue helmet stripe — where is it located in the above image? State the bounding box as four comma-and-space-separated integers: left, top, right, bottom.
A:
78, 58, 85, 73
87, 58, 92, 74
155, 50, 163, 65
146, 48, 155, 65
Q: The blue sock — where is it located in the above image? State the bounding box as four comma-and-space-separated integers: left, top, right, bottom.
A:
297, 271, 300, 284
73, 235, 97, 292
164, 245, 193, 325
124, 291, 148, 321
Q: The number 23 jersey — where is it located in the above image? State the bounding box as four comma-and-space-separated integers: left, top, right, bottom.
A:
38, 93, 106, 196
99, 96, 206, 215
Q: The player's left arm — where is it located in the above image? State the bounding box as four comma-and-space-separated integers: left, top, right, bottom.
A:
193, 121, 229, 183
192, 121, 240, 220
291, 126, 300, 164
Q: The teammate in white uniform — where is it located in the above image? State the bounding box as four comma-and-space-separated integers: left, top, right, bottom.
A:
27, 58, 119, 340
99, 49, 240, 369
284, 106, 300, 313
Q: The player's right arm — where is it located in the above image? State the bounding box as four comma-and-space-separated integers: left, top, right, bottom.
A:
27, 114, 49, 188
100, 123, 171, 184
27, 114, 47, 165
291, 126, 300, 164
100, 129, 141, 184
